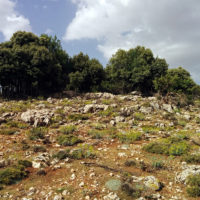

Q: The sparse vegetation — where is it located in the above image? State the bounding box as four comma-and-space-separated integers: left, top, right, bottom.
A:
186, 175, 200, 197
59, 125, 77, 134
116, 131, 142, 143
57, 134, 82, 146
28, 127, 47, 140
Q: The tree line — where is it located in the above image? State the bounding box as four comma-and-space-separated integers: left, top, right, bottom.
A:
0, 31, 199, 99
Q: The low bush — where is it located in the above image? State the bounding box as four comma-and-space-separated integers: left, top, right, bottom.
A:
116, 131, 142, 143
57, 134, 83, 146
186, 175, 200, 197
134, 113, 145, 121
0, 128, 18, 135
59, 125, 76, 134
183, 154, 200, 164
68, 114, 90, 121
18, 160, 32, 168
28, 127, 47, 140
33, 146, 47, 153
0, 165, 28, 185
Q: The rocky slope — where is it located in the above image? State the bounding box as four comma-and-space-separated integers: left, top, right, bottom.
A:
0, 92, 200, 200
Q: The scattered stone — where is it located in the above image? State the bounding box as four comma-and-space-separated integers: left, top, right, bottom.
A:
105, 179, 121, 191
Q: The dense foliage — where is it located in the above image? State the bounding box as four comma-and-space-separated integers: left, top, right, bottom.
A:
0, 31, 199, 98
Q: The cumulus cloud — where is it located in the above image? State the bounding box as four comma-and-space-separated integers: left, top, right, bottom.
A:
0, 0, 31, 40
64, 0, 200, 82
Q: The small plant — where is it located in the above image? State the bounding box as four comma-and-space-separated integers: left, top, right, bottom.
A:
98, 107, 117, 117
18, 160, 32, 168
183, 154, 200, 164
152, 160, 164, 170
168, 142, 189, 156
57, 134, 83, 146
124, 160, 137, 167
53, 149, 70, 160
59, 125, 77, 134
70, 144, 96, 159
68, 114, 90, 121
186, 174, 200, 197
196, 117, 200, 124
143, 142, 169, 155
28, 127, 47, 140
177, 119, 187, 127
0, 165, 28, 185
0, 128, 18, 135
116, 131, 142, 143
142, 126, 160, 134
88, 129, 106, 139
134, 113, 145, 121
33, 145, 47, 152
6, 120, 29, 129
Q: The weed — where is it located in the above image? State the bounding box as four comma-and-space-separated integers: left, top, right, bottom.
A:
28, 127, 47, 140
151, 160, 165, 170
18, 160, 32, 168
0, 165, 28, 185
33, 146, 47, 152
177, 119, 187, 127
116, 131, 142, 143
53, 149, 70, 160
88, 129, 106, 139
68, 114, 90, 121
134, 113, 145, 121
186, 175, 200, 197
57, 134, 83, 146
124, 160, 137, 167
183, 154, 200, 164
0, 128, 18, 135
6, 121, 29, 129
59, 125, 77, 134
142, 126, 160, 134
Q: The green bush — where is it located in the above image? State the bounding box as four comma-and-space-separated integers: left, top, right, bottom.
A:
0, 166, 28, 185
70, 145, 96, 159
59, 125, 76, 134
183, 154, 200, 164
18, 160, 32, 168
33, 146, 46, 152
57, 134, 82, 146
68, 114, 90, 121
0, 128, 18, 135
116, 131, 142, 143
143, 142, 169, 155
28, 127, 47, 140
134, 113, 145, 121
6, 121, 29, 129
186, 175, 200, 197
53, 150, 70, 160
169, 142, 189, 156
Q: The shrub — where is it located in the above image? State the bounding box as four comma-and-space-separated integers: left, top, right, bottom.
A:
53, 150, 70, 160
152, 161, 165, 170
134, 113, 145, 121
88, 129, 106, 139
116, 131, 142, 143
57, 135, 82, 146
0, 166, 28, 185
28, 127, 47, 140
18, 160, 32, 168
143, 142, 169, 155
59, 125, 76, 134
0, 128, 18, 135
183, 154, 200, 164
33, 146, 46, 152
169, 142, 189, 156
186, 175, 200, 197
124, 160, 137, 167
68, 114, 90, 121
6, 121, 29, 129
70, 145, 96, 159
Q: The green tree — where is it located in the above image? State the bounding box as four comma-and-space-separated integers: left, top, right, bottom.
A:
0, 31, 71, 97
68, 52, 105, 92
104, 46, 168, 94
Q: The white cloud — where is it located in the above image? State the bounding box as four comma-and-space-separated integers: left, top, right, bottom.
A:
0, 0, 31, 40
64, 0, 200, 82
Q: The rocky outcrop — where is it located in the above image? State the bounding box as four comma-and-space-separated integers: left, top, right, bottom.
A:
21, 109, 54, 127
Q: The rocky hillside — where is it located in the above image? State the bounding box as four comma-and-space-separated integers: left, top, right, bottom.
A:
0, 92, 200, 200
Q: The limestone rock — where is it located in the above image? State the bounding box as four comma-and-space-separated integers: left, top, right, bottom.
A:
143, 176, 161, 191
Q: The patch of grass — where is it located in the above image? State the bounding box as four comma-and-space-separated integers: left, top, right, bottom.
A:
0, 128, 18, 135
59, 125, 77, 134
101, 99, 114, 105
142, 125, 160, 134
98, 107, 117, 117
18, 160, 32, 168
53, 149, 70, 160
0, 165, 28, 185
186, 175, 200, 197
88, 129, 106, 139
196, 117, 200, 124
33, 145, 47, 152
151, 160, 165, 170
183, 154, 200, 164
70, 144, 96, 159
143, 136, 190, 156
68, 114, 90, 121
6, 121, 29, 129
57, 134, 83, 146
28, 127, 47, 140
134, 113, 145, 121
177, 119, 187, 127
116, 131, 142, 143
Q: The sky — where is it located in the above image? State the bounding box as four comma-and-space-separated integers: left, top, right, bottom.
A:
0, 0, 199, 83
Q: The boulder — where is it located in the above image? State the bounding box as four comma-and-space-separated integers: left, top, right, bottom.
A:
143, 176, 162, 191
162, 104, 173, 113
83, 104, 109, 113
21, 109, 54, 127
139, 106, 152, 114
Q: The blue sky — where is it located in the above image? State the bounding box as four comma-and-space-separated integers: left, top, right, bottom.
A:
0, 0, 199, 83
